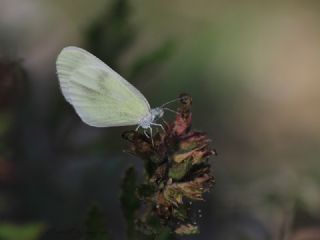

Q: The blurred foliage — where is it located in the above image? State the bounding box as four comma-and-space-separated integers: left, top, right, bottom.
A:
0, 59, 26, 110
84, 205, 110, 240
85, 0, 134, 69
0, 223, 45, 240
85, 0, 174, 78
120, 167, 140, 239
0, 58, 30, 230
128, 40, 175, 80
0, 58, 28, 151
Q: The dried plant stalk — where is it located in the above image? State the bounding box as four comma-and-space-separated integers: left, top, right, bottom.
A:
122, 93, 216, 237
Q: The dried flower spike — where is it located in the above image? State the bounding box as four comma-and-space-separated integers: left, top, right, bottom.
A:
122, 93, 216, 236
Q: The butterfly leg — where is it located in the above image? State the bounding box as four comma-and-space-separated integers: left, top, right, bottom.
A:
148, 126, 154, 146
136, 125, 141, 131
162, 118, 168, 126
161, 118, 170, 131
143, 130, 150, 138
151, 123, 165, 132
163, 107, 179, 115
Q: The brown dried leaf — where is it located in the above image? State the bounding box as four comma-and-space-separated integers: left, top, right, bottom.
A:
179, 131, 210, 150
172, 144, 214, 164
175, 224, 199, 235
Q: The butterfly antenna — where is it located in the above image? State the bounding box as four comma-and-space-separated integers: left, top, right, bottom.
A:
160, 97, 182, 108
163, 107, 179, 114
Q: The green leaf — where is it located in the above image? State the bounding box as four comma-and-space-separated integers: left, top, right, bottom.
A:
137, 184, 156, 200
168, 158, 192, 181
155, 227, 174, 240
0, 223, 45, 240
85, 204, 110, 240
140, 214, 175, 240
172, 206, 188, 221
120, 167, 140, 239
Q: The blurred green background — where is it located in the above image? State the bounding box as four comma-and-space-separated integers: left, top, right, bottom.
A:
1, 0, 320, 239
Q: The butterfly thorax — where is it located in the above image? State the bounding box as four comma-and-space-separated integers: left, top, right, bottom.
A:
138, 107, 164, 129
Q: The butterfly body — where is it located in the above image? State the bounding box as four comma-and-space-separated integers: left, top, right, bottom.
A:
138, 107, 164, 129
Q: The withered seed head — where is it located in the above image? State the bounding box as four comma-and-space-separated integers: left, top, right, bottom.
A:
122, 94, 216, 236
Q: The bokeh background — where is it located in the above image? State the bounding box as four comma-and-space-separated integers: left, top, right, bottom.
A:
1, 0, 320, 239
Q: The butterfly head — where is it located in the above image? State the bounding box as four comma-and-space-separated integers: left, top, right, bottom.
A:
151, 107, 164, 119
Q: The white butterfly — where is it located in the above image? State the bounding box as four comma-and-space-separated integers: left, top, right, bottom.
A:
56, 46, 174, 135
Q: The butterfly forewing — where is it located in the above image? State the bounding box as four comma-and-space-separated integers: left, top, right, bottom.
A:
56, 47, 150, 127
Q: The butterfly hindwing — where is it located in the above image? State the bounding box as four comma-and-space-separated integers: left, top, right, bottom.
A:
56, 47, 150, 127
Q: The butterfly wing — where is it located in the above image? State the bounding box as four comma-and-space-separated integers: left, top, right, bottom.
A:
56, 46, 150, 127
